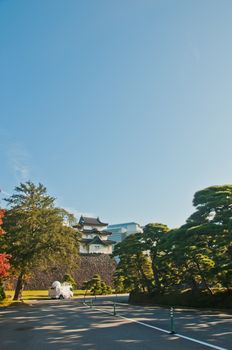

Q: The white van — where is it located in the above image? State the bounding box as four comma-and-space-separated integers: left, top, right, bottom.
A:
48, 281, 73, 299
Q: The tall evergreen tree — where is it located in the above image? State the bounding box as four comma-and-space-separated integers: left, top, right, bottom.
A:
141, 223, 169, 293
168, 185, 232, 293
113, 234, 153, 292
1, 181, 80, 300
186, 185, 232, 290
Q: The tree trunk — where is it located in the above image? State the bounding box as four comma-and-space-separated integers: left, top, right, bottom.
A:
13, 272, 25, 300
184, 262, 199, 292
135, 256, 146, 292
190, 277, 199, 292
136, 254, 153, 293
193, 258, 213, 296
151, 255, 161, 293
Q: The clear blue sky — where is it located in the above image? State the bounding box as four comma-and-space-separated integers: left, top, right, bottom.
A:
1, 0, 232, 228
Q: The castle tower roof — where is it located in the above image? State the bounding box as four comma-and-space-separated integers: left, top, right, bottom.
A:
79, 216, 108, 227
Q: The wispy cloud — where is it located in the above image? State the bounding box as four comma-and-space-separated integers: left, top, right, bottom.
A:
7, 143, 31, 182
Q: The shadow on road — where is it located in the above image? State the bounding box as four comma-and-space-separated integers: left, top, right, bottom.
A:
0, 300, 231, 350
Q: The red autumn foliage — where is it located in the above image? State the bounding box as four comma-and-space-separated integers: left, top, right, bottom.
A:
0, 208, 5, 221
0, 254, 11, 278
0, 209, 11, 278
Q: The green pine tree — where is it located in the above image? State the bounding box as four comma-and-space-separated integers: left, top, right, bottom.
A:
2, 181, 80, 300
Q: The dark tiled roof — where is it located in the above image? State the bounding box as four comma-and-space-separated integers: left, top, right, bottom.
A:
79, 216, 108, 226
81, 236, 116, 246
101, 239, 116, 245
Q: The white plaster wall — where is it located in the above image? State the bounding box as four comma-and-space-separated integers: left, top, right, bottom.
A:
100, 235, 108, 241
79, 244, 89, 254
83, 226, 93, 230
82, 234, 94, 239
88, 244, 112, 254
83, 225, 107, 231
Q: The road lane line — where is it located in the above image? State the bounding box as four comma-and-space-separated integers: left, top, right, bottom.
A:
174, 333, 228, 350
84, 304, 228, 350
119, 315, 228, 350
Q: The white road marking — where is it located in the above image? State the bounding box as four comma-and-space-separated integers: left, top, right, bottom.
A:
174, 333, 228, 350
119, 315, 228, 350
83, 304, 228, 350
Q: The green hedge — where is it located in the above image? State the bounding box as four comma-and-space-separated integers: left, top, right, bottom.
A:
129, 290, 232, 309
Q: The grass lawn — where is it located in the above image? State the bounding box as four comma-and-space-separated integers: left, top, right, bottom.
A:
0, 290, 89, 307
1, 289, 118, 307
4, 289, 87, 300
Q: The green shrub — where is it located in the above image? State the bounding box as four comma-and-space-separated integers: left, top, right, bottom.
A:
63, 274, 76, 288
83, 274, 112, 295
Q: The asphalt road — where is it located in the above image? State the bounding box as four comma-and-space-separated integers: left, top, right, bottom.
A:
0, 295, 231, 350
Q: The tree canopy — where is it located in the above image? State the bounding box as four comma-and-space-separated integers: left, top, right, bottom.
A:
1, 181, 80, 300
113, 185, 232, 295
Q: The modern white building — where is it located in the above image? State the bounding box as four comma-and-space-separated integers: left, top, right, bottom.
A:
75, 216, 115, 255
107, 222, 143, 244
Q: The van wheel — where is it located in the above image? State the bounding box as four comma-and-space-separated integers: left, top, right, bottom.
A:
59, 295, 64, 299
